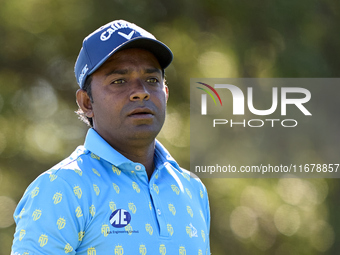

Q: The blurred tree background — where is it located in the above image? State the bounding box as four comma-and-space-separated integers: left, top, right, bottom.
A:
0, 0, 339, 254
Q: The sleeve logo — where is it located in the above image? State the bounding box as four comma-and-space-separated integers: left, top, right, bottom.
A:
179, 246, 186, 255
128, 202, 137, 214
38, 234, 48, 247
159, 244, 166, 255
112, 166, 121, 175
171, 185, 180, 195
93, 184, 100, 196
132, 182, 140, 193
31, 187, 39, 198
139, 244, 147, 255
109, 201, 117, 212
53, 192, 62, 204
89, 205, 96, 217
114, 245, 124, 255
76, 206, 83, 218
167, 224, 174, 236
57, 218, 66, 230
64, 243, 73, 253
32, 209, 42, 221
101, 224, 110, 237
112, 183, 120, 194
168, 204, 176, 216
145, 223, 153, 235
153, 184, 159, 194
73, 186, 82, 199
187, 206, 193, 218
19, 229, 26, 241
87, 247, 96, 255
185, 188, 192, 199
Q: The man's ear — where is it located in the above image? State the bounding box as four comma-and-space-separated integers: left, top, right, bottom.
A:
164, 85, 169, 102
76, 89, 94, 118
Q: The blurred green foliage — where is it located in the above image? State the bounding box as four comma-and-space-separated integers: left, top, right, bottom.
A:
0, 0, 339, 254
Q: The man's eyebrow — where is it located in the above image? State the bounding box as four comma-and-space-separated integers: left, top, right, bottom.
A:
145, 68, 162, 75
105, 69, 129, 77
105, 68, 162, 77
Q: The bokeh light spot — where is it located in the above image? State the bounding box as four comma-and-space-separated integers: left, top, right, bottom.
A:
199, 51, 236, 77
240, 186, 270, 216
230, 206, 258, 239
0, 196, 16, 228
277, 178, 305, 205
309, 220, 334, 252
274, 204, 300, 236
159, 108, 189, 147
11, 80, 58, 121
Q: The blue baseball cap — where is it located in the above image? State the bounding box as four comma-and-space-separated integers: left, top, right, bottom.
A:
74, 20, 173, 88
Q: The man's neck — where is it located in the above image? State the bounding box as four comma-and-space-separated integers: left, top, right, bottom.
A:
109, 138, 156, 179
119, 143, 155, 179
93, 127, 157, 179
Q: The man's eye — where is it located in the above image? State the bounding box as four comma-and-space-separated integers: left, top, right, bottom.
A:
112, 79, 125, 84
147, 78, 159, 83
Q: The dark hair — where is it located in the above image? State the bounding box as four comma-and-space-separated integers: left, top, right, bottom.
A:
76, 75, 94, 127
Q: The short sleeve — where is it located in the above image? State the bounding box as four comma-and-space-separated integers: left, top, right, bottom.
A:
11, 170, 87, 255
203, 185, 211, 254
196, 178, 211, 255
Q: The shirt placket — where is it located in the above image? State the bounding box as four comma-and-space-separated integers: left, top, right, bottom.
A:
130, 163, 169, 238
149, 168, 169, 237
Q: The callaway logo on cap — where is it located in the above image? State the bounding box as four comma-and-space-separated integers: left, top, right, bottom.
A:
74, 20, 173, 88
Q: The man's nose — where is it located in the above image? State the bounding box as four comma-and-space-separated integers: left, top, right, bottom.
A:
129, 80, 150, 101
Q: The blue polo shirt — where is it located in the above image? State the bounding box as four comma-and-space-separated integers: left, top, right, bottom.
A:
12, 128, 210, 255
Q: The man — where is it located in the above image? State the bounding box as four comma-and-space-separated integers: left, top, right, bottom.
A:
11, 20, 210, 254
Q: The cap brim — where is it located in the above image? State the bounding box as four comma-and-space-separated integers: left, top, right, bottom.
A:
89, 37, 173, 76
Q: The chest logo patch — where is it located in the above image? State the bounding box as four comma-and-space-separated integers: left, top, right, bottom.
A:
109, 209, 131, 228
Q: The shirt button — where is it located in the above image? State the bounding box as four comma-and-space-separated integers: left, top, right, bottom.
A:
157, 209, 161, 215
135, 165, 141, 171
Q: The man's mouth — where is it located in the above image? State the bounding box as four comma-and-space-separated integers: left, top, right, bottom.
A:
128, 108, 154, 118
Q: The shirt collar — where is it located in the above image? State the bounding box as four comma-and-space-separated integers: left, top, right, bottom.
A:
84, 128, 132, 168
154, 140, 181, 171
83, 128, 181, 171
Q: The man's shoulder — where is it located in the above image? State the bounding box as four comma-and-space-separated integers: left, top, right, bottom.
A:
180, 167, 207, 190
154, 141, 208, 193
19, 145, 103, 208
52, 145, 88, 170
27, 146, 93, 188
165, 163, 208, 196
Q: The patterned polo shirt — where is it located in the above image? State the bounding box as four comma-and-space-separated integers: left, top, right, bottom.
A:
11, 128, 210, 255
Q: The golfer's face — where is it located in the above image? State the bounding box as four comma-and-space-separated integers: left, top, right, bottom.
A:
89, 48, 168, 146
